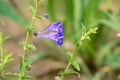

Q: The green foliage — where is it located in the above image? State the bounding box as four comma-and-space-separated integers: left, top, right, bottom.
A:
0, 0, 29, 28
0, 0, 120, 80
16, 0, 39, 80
58, 25, 97, 79
47, 0, 56, 21
0, 32, 13, 79
99, 11, 120, 32
46, 0, 120, 79
19, 41, 36, 51
59, 69, 80, 77
67, 52, 80, 71
4, 72, 35, 80
76, 23, 97, 47
0, 0, 41, 80
29, 6, 35, 16
0, 51, 13, 70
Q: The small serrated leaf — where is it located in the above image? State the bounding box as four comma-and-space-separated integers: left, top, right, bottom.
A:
85, 36, 90, 40
81, 23, 86, 36
19, 41, 36, 51
71, 58, 80, 71
1, 52, 13, 70
4, 72, 19, 77
22, 75, 35, 80
64, 69, 75, 75
5, 52, 13, 62
27, 44, 36, 51
64, 69, 80, 77
29, 6, 35, 16
19, 60, 23, 72
67, 52, 80, 71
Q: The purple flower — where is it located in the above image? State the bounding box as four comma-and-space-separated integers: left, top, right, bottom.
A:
33, 21, 64, 46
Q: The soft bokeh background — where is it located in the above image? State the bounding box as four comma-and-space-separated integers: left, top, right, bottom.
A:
0, 0, 120, 80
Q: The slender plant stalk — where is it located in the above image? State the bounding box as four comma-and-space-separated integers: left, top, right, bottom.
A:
19, 0, 39, 79
60, 44, 77, 80
0, 39, 4, 65
0, 33, 5, 79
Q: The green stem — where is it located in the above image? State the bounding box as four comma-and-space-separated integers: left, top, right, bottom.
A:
0, 40, 4, 64
0, 34, 5, 79
21, 30, 30, 75
60, 44, 77, 80
19, 0, 39, 79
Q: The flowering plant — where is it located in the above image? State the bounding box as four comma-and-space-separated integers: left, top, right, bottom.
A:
33, 21, 64, 46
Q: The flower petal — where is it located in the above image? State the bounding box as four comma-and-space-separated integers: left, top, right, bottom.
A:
41, 21, 63, 33
35, 32, 63, 40
55, 39, 63, 46
33, 21, 64, 46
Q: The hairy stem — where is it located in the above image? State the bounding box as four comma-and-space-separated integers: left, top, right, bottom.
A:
60, 44, 77, 80
20, 0, 39, 79
0, 34, 5, 79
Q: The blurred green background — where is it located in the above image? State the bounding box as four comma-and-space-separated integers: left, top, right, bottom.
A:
0, 0, 120, 80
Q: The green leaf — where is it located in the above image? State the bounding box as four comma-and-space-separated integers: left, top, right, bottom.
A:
29, 6, 35, 16
22, 75, 35, 80
99, 19, 120, 32
71, 58, 80, 71
99, 12, 120, 32
0, 52, 13, 70
19, 41, 36, 51
26, 44, 36, 51
4, 72, 19, 77
83, 36, 90, 40
47, 0, 56, 21
5, 53, 13, 61
81, 23, 87, 36
19, 60, 23, 72
73, 0, 81, 38
0, 0, 29, 28
89, 27, 98, 34
67, 52, 80, 71
4, 72, 35, 80
64, 69, 80, 77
